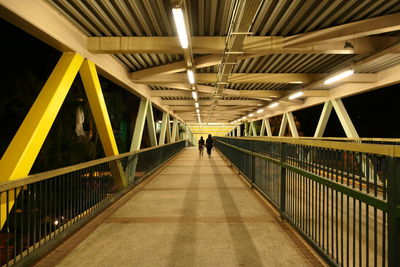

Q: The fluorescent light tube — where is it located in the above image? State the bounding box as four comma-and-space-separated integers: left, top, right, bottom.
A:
195, 102, 199, 108
289, 91, 304, 100
172, 8, 189, 49
196, 108, 199, 113
187, 69, 195, 84
268, 102, 279, 108
324, 69, 354, 85
242, 116, 247, 120
192, 91, 198, 100
248, 113, 254, 117
256, 109, 264, 113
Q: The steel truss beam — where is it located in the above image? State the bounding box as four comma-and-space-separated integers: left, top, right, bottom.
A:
158, 112, 169, 145
313, 99, 358, 138
278, 112, 299, 137
80, 59, 128, 188
130, 99, 158, 151
0, 53, 128, 225
132, 73, 376, 84
88, 36, 400, 55
260, 118, 272, 136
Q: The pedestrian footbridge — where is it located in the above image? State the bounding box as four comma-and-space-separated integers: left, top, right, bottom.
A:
1, 1, 400, 266
0, 137, 397, 266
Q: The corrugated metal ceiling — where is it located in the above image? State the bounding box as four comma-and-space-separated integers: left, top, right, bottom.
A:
45, 0, 400, 73
251, 0, 400, 36
44, 0, 400, 122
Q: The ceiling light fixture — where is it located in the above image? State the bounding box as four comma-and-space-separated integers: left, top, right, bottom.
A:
289, 81, 303, 84
324, 69, 354, 85
288, 91, 304, 100
192, 91, 198, 100
196, 108, 200, 113
248, 113, 254, 117
195, 102, 199, 108
172, 8, 189, 49
242, 116, 247, 120
268, 102, 279, 108
187, 69, 195, 84
256, 109, 264, 113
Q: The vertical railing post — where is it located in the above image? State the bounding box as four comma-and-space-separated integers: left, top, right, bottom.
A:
387, 156, 400, 267
280, 142, 286, 213
250, 153, 255, 188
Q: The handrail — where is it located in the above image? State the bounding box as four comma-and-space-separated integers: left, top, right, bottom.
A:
216, 136, 400, 266
217, 139, 388, 211
0, 139, 186, 266
234, 135, 400, 142
223, 136, 400, 157
0, 140, 186, 192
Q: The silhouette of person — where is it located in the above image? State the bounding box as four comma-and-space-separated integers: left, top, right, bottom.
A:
205, 134, 214, 158
198, 136, 205, 156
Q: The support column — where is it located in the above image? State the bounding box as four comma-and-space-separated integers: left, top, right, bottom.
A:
250, 121, 257, 136
248, 122, 253, 136
278, 113, 288, 137
314, 101, 333, 137
331, 98, 359, 138
260, 119, 266, 136
166, 115, 172, 143
146, 101, 157, 147
127, 98, 148, 184
171, 117, 178, 142
80, 59, 127, 188
286, 112, 299, 137
0, 53, 83, 181
159, 112, 168, 145
176, 120, 180, 141
0, 52, 84, 227
265, 118, 272, 136
237, 125, 241, 137
130, 99, 149, 151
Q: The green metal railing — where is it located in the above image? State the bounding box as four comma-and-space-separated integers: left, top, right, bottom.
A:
216, 137, 400, 267
0, 140, 185, 266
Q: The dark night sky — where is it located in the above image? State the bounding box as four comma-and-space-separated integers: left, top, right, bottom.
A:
1, 18, 400, 140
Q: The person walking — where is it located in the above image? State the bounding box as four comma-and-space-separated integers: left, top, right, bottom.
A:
198, 136, 205, 157
205, 134, 214, 158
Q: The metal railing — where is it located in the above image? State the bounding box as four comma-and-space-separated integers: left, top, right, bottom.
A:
0, 140, 185, 266
216, 137, 400, 267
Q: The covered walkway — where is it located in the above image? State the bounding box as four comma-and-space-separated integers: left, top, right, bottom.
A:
36, 148, 322, 266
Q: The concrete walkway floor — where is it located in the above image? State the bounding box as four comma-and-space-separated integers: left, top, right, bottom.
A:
37, 147, 324, 267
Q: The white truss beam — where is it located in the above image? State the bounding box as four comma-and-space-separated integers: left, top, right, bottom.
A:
263, 64, 400, 120
331, 98, 359, 138
132, 73, 375, 84
278, 113, 288, 137
130, 99, 148, 151
88, 36, 400, 55
284, 13, 400, 47
314, 101, 333, 137
171, 118, 178, 142
158, 112, 169, 145
286, 112, 299, 138
146, 101, 157, 147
